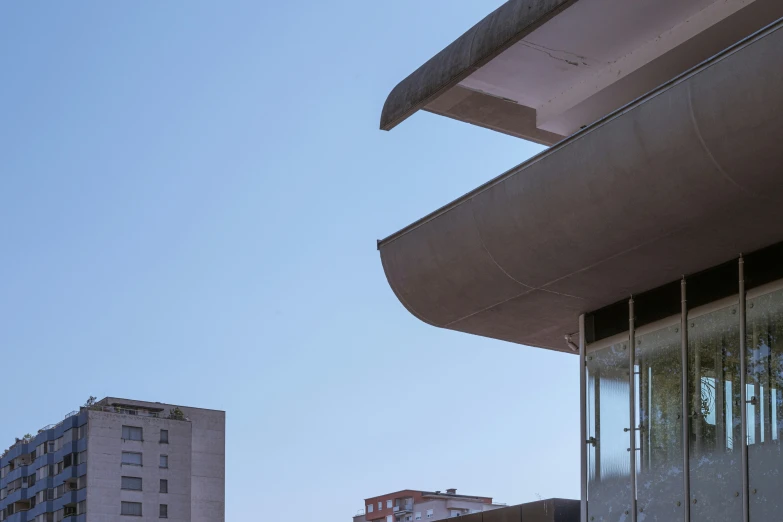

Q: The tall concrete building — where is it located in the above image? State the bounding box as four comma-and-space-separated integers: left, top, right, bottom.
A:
0, 397, 224, 522
378, 0, 783, 521
353, 489, 504, 522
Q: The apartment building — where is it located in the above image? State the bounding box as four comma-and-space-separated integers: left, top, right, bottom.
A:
0, 397, 224, 522
353, 489, 503, 522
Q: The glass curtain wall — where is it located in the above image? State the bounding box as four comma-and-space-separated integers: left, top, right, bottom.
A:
687, 302, 742, 521
586, 339, 631, 522
634, 320, 684, 521
585, 341, 631, 522
747, 287, 783, 519
583, 268, 783, 521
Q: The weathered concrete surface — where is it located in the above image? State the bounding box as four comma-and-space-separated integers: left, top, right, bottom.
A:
425, 85, 564, 146
379, 0, 576, 140
379, 18, 783, 352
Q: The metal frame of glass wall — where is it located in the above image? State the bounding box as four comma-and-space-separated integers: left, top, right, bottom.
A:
581, 257, 783, 522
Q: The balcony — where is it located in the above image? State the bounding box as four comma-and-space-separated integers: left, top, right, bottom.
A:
393, 501, 414, 514
87, 405, 189, 421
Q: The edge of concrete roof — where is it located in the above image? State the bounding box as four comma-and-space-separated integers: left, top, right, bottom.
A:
379, 0, 577, 132
378, 16, 783, 351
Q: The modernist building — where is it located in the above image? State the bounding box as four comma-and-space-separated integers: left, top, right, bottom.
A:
352, 489, 504, 522
378, 1, 783, 521
0, 397, 225, 522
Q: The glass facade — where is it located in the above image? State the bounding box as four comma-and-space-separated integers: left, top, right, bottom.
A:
582, 263, 783, 521
688, 302, 742, 521
635, 321, 683, 522
747, 288, 783, 520
586, 339, 631, 521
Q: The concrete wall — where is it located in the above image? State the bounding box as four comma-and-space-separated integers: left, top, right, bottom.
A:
86, 410, 192, 522
178, 405, 225, 522
411, 499, 496, 521
89, 398, 225, 522
414, 499, 452, 520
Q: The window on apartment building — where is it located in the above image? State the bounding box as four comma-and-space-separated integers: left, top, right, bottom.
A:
37, 465, 51, 480
77, 425, 86, 440
160, 455, 168, 468
368, 505, 374, 513
121, 501, 143, 516
63, 453, 73, 469
426, 510, 434, 518
378, 502, 382, 510
160, 429, 169, 444
27, 473, 35, 488
76, 450, 88, 465
121, 477, 143, 491
159, 504, 168, 519
122, 426, 143, 441
160, 479, 168, 493
35, 489, 53, 504
387, 500, 393, 509
121, 452, 142, 466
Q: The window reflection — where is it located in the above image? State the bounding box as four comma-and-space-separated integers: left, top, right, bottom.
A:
688, 303, 742, 522
634, 322, 683, 521
747, 287, 783, 520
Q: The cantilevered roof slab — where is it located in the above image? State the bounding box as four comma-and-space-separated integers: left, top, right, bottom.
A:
379, 19, 783, 352
381, 0, 783, 144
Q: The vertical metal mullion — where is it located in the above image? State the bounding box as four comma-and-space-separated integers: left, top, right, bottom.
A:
765, 328, 773, 443
629, 297, 638, 522
740, 256, 749, 522
595, 373, 601, 483
681, 277, 691, 521
579, 314, 588, 522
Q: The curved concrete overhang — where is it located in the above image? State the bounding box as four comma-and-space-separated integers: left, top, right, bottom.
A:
378, 19, 783, 352
381, 0, 783, 144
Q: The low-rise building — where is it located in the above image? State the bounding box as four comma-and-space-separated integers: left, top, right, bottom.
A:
353, 489, 504, 522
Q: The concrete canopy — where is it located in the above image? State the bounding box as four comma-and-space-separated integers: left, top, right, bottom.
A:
379, 18, 783, 352
381, 0, 783, 144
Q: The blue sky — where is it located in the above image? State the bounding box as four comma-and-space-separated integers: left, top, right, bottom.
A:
0, 1, 578, 519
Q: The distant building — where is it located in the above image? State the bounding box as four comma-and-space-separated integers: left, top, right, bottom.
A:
0, 397, 225, 522
353, 489, 504, 522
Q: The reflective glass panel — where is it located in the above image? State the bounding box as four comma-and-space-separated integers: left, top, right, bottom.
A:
635, 321, 684, 521
747, 288, 783, 520
688, 302, 742, 521
587, 338, 631, 521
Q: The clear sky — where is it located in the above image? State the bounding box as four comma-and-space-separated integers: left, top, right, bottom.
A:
0, 1, 578, 519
